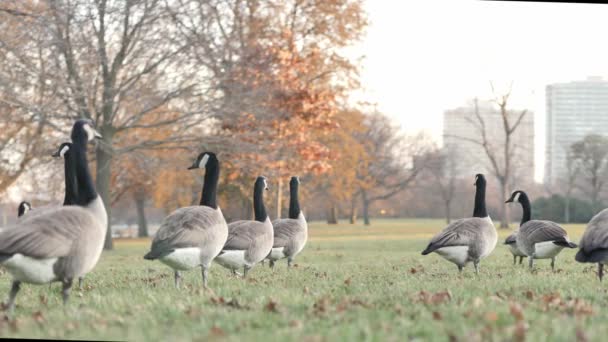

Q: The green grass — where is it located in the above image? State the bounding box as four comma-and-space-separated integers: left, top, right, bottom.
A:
0, 218, 605, 341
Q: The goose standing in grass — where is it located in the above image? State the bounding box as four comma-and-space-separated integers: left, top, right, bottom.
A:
506, 190, 577, 271
575, 209, 608, 281
0, 119, 106, 314
267, 176, 307, 268
144, 152, 228, 289
504, 231, 527, 265
17, 202, 31, 217
421, 174, 497, 274
215, 176, 273, 277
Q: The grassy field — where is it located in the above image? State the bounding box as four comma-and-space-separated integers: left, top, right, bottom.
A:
0, 218, 605, 341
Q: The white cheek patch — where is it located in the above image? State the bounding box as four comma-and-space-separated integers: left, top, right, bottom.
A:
264, 179, 268, 189
59, 145, 70, 157
513, 192, 521, 202
198, 154, 209, 169
84, 125, 95, 141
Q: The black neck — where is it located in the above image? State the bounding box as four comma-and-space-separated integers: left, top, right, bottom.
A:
288, 182, 300, 219
72, 141, 97, 205
253, 182, 267, 222
63, 149, 78, 205
472, 181, 488, 218
518, 193, 532, 225
199, 160, 219, 209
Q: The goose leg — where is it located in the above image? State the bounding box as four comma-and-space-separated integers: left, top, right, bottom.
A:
78, 277, 84, 290
513, 255, 516, 265
201, 267, 209, 289
174, 270, 181, 289
599, 264, 604, 282
269, 259, 275, 269
457, 265, 463, 273
243, 266, 250, 278
528, 256, 535, 270
5, 280, 21, 315
61, 279, 73, 305
287, 257, 293, 268
551, 258, 555, 272
519, 256, 524, 265
473, 261, 480, 275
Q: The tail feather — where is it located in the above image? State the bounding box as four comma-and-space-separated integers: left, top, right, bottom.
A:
576, 248, 608, 263
421, 244, 435, 255
552, 239, 577, 248
144, 249, 172, 260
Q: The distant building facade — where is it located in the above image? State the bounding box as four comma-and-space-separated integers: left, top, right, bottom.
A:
545, 77, 608, 185
443, 100, 535, 182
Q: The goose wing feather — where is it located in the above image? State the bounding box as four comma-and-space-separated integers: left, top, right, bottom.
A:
422, 218, 489, 254
520, 220, 567, 244
223, 220, 267, 251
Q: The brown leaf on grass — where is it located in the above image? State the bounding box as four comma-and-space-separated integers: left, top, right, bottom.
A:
513, 321, 528, 342
417, 290, 452, 305
409, 268, 417, 274
289, 320, 303, 329
313, 297, 330, 316
432, 311, 442, 321
210, 326, 225, 337
576, 327, 588, 342
303, 286, 310, 294
210, 296, 249, 310
39, 295, 47, 306
265, 299, 279, 313
509, 302, 524, 321
484, 311, 498, 322
344, 277, 352, 286
525, 290, 534, 300
32, 311, 44, 324
185, 306, 201, 318
542, 292, 561, 306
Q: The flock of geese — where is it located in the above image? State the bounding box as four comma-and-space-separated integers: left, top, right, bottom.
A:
2, 120, 308, 315
421, 174, 608, 281
1, 119, 608, 317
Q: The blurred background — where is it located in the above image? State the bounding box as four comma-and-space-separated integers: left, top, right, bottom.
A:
0, 1, 607, 249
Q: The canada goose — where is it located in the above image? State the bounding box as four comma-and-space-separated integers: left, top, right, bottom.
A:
506, 190, 576, 271
144, 152, 228, 289
575, 208, 608, 281
0, 119, 106, 314
421, 174, 497, 274
504, 231, 527, 265
267, 176, 307, 268
17, 202, 31, 217
215, 176, 273, 277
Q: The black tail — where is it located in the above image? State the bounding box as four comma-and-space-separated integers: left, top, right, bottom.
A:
143, 251, 157, 260
576, 248, 608, 263
553, 239, 577, 248
421, 244, 435, 255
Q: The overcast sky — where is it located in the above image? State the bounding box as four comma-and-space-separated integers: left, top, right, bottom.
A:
352, 0, 608, 181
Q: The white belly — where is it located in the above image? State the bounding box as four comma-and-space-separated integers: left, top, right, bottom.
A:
214, 250, 248, 270
533, 241, 564, 259
435, 246, 469, 265
159, 248, 201, 270
268, 247, 286, 261
3, 254, 58, 284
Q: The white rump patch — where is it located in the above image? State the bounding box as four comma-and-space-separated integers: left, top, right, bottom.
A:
268, 247, 286, 261
199, 154, 209, 169
214, 250, 248, 270
3, 255, 58, 284
435, 246, 469, 266
533, 241, 564, 259
160, 248, 202, 270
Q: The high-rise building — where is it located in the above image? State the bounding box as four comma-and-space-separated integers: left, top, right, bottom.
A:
545, 77, 608, 185
443, 100, 534, 182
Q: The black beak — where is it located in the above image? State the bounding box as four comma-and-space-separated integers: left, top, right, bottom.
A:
505, 199, 513, 203
52, 151, 60, 158
187, 165, 197, 170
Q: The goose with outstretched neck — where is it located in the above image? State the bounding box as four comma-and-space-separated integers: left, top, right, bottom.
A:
0, 119, 107, 314
421, 174, 497, 274
215, 176, 274, 277
144, 152, 228, 289
506, 190, 576, 271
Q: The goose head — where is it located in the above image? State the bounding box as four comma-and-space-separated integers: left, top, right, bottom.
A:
256, 176, 269, 191
71, 119, 102, 143
188, 152, 217, 170
17, 201, 31, 217
474, 173, 486, 187
52, 142, 72, 158
290, 176, 300, 187
505, 190, 525, 204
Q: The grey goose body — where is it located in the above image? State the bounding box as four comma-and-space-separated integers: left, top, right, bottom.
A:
0, 120, 106, 313
215, 176, 273, 276
504, 231, 527, 265
421, 174, 497, 273
506, 190, 576, 271
575, 208, 608, 281
144, 152, 228, 289
267, 177, 308, 268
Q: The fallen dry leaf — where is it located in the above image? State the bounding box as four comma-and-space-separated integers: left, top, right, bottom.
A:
484, 311, 498, 322
432, 311, 442, 321
265, 299, 279, 313
509, 302, 524, 321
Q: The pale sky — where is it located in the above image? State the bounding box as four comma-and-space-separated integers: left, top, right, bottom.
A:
352, 0, 608, 181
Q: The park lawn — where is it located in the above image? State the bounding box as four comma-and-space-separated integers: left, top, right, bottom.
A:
0, 218, 604, 341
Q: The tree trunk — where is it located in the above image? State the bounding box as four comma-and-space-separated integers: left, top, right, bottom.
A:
134, 190, 148, 238
361, 189, 371, 226
349, 196, 358, 224
96, 136, 114, 250
445, 199, 451, 224
500, 181, 510, 229
564, 192, 570, 223
327, 205, 338, 224
276, 177, 283, 219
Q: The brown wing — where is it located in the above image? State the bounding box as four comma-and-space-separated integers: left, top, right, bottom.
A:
0, 206, 97, 259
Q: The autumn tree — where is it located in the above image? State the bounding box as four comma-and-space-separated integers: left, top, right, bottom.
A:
561, 147, 580, 223
356, 111, 433, 225
570, 134, 608, 213
427, 147, 459, 223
